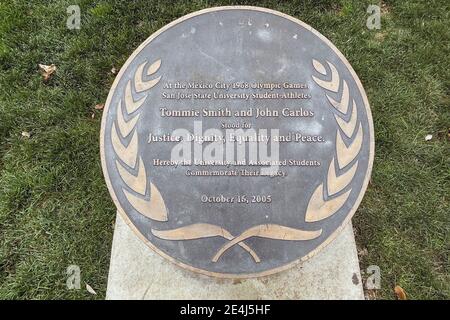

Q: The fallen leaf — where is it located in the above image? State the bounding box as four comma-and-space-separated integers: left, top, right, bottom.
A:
94, 103, 104, 110
111, 67, 117, 75
425, 134, 433, 141
394, 285, 407, 300
85, 283, 97, 295
21, 131, 31, 138
38, 63, 57, 81
91, 113, 95, 119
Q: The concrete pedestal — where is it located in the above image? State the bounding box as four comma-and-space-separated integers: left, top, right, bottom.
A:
106, 213, 364, 300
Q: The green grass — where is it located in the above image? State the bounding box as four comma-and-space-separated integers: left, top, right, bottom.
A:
0, 0, 448, 299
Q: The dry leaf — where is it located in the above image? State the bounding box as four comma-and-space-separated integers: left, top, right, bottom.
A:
94, 103, 104, 110
38, 63, 57, 81
85, 283, 97, 295
91, 113, 95, 119
21, 131, 31, 138
111, 67, 117, 75
425, 134, 433, 141
394, 285, 407, 300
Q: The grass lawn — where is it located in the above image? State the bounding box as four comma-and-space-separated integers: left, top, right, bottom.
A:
0, 0, 448, 299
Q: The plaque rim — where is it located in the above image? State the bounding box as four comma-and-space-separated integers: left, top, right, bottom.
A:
100, 5, 375, 279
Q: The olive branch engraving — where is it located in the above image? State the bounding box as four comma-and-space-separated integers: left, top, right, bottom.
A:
305, 59, 362, 222
113, 58, 362, 264
112, 59, 168, 222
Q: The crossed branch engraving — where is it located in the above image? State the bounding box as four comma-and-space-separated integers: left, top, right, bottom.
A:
153, 223, 322, 262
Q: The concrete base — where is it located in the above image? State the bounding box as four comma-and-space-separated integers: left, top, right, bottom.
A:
106, 213, 364, 300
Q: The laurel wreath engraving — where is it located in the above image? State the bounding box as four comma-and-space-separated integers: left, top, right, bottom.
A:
305, 59, 362, 223
112, 59, 168, 222
112, 58, 363, 264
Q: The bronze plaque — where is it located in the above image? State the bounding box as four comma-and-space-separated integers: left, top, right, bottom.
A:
100, 7, 374, 278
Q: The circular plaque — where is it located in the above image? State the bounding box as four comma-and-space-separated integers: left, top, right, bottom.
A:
100, 6, 374, 278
